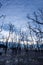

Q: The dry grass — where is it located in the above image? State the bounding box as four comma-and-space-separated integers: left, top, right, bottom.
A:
0, 50, 43, 65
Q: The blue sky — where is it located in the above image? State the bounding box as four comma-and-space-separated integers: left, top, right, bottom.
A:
0, 0, 43, 29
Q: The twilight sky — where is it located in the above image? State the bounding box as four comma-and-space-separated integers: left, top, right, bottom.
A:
0, 0, 43, 29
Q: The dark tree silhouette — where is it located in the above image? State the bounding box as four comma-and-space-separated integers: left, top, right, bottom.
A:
8, 23, 18, 55
27, 9, 43, 50
0, 2, 2, 8
4, 23, 14, 54
0, 15, 6, 32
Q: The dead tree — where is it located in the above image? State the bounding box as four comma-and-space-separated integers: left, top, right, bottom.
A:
17, 28, 22, 54
8, 23, 18, 55
0, 15, 6, 52
0, 2, 2, 8
25, 33, 29, 52
3, 23, 13, 54
0, 15, 6, 32
27, 9, 43, 51
27, 23, 35, 50
19, 29, 28, 52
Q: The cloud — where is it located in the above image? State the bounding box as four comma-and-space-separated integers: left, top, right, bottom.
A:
0, 29, 9, 38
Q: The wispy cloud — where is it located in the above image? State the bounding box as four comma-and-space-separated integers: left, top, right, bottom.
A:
0, 0, 43, 28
